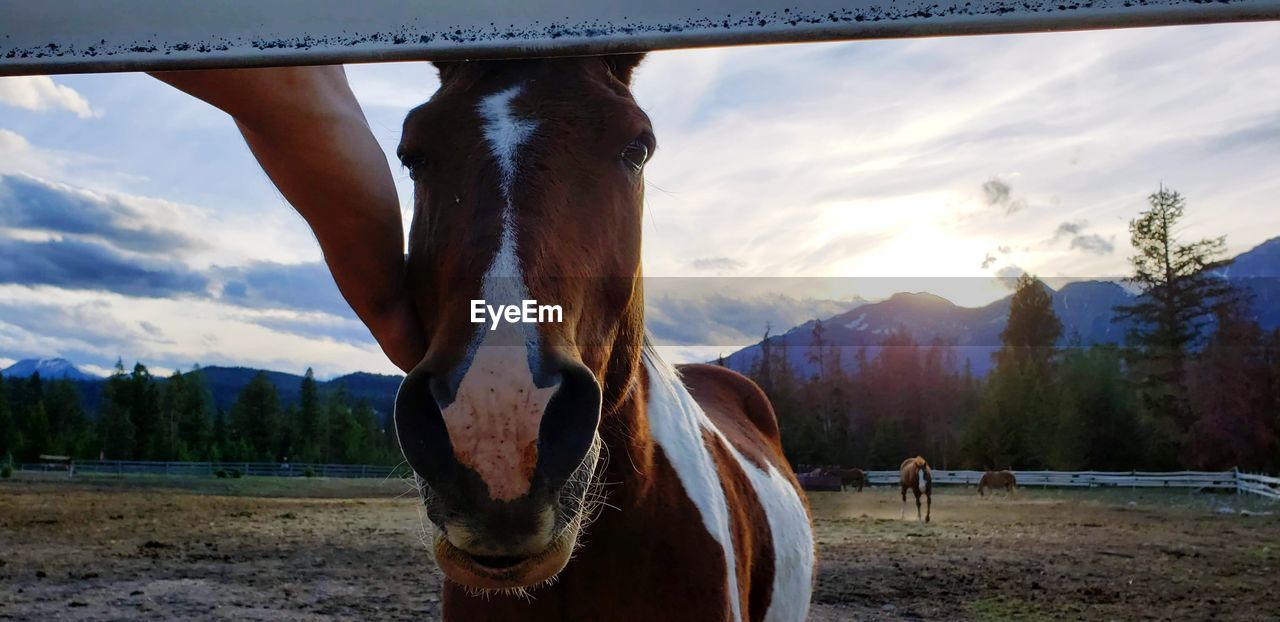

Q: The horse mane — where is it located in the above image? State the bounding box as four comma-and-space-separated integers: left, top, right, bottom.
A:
641, 336, 679, 381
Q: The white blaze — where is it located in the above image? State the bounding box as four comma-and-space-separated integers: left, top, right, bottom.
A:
436, 84, 554, 503
476, 84, 538, 314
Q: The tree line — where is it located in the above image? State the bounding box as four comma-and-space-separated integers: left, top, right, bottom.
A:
741, 187, 1280, 473
0, 365, 401, 466
2, 187, 1276, 474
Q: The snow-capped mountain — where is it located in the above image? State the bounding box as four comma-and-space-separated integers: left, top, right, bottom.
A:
1, 358, 100, 381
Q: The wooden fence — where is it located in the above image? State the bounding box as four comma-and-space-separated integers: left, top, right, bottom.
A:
796, 466, 1280, 500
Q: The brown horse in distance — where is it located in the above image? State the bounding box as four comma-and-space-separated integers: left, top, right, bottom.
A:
900, 457, 933, 522
823, 467, 867, 492
393, 55, 814, 620
978, 470, 1017, 496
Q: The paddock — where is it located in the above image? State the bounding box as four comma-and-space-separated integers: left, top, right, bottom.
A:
1, 474, 1275, 621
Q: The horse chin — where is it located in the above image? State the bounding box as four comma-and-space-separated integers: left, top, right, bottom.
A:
429, 436, 604, 594
433, 524, 579, 593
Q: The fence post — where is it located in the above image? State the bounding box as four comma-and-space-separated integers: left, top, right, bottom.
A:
1233, 466, 1240, 496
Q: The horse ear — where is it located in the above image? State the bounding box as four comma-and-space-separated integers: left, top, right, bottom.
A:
432, 61, 462, 84
603, 53, 646, 85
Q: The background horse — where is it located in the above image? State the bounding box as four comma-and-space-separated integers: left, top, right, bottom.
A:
900, 456, 933, 522
978, 470, 1017, 496
823, 467, 867, 492
393, 55, 814, 620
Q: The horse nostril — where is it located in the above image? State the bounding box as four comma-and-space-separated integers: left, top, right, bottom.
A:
535, 363, 603, 490
394, 367, 456, 486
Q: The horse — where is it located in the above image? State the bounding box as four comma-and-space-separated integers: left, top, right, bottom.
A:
392, 55, 814, 620
978, 470, 1017, 497
823, 467, 866, 492
899, 456, 932, 522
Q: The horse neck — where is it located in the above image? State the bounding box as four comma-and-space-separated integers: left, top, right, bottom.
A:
592, 287, 660, 509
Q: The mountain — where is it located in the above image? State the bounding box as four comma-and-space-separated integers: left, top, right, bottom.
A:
1218, 236, 1280, 330
183, 366, 403, 422
722, 281, 1134, 377
723, 236, 1280, 378
1, 358, 100, 381
1, 361, 402, 424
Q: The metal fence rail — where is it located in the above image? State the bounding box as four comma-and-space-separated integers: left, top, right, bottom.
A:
14, 461, 1279, 499
1237, 472, 1280, 500
797, 466, 1278, 499
17, 460, 408, 480
4, 0, 1280, 76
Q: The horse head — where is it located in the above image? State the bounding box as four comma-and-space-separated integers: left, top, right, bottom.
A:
393, 55, 651, 591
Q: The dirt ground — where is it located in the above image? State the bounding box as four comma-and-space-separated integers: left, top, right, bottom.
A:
1, 473, 1277, 621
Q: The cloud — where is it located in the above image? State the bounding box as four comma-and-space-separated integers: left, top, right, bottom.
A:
0, 299, 155, 357
982, 178, 1012, 206
690, 256, 745, 273
645, 292, 856, 347
1051, 220, 1115, 255
1070, 233, 1115, 255
0, 237, 208, 297
1054, 220, 1086, 240
247, 315, 376, 347
1201, 114, 1280, 154
980, 253, 997, 269
138, 321, 166, 339
982, 178, 1027, 215
0, 76, 97, 118
996, 265, 1025, 289
0, 174, 205, 254
214, 261, 353, 318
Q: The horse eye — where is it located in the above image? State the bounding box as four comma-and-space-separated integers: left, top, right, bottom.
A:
401, 154, 428, 181
620, 135, 653, 173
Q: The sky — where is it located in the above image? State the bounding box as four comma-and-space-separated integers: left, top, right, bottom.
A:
1, 23, 1278, 378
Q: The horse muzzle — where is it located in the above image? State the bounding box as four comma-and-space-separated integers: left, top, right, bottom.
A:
394, 353, 603, 589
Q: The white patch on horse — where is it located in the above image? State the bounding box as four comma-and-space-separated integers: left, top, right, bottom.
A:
644, 350, 744, 622
723, 442, 813, 622
476, 85, 538, 311
644, 346, 814, 622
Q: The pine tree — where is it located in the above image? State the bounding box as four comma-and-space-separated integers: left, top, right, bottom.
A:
352, 399, 382, 464
99, 362, 136, 460
1187, 302, 1273, 470
295, 368, 324, 463
17, 400, 51, 462
169, 369, 213, 460
43, 380, 91, 458
998, 274, 1063, 371
1114, 187, 1239, 448
977, 276, 1065, 469
125, 363, 162, 460
160, 371, 185, 460
806, 319, 827, 380
755, 324, 774, 394
1055, 345, 1144, 470
0, 377, 13, 460
325, 389, 357, 463
211, 408, 229, 461
229, 372, 282, 461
